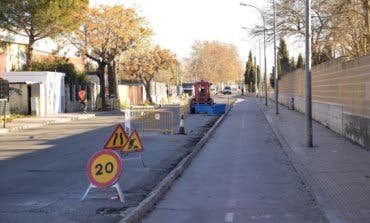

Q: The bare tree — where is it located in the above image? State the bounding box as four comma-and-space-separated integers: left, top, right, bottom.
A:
187, 41, 242, 85
250, 0, 370, 64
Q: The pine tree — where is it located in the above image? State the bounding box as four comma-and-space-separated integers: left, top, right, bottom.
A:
291, 57, 296, 70
296, 53, 304, 69
244, 51, 256, 92
278, 38, 292, 77
270, 66, 275, 88
256, 65, 261, 87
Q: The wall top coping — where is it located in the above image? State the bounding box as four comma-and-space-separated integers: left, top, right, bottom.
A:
3, 71, 65, 83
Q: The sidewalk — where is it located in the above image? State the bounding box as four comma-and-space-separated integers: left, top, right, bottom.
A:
0, 112, 96, 134
256, 97, 370, 223
139, 98, 326, 223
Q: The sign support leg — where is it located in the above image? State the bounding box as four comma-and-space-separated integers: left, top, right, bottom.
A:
81, 183, 124, 203
112, 182, 125, 203
81, 183, 95, 201
139, 152, 145, 168
120, 152, 145, 168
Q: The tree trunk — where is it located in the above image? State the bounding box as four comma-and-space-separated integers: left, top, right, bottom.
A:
113, 60, 118, 98
25, 36, 35, 71
362, 0, 370, 53
107, 63, 115, 98
143, 79, 153, 104
107, 62, 119, 99
97, 61, 106, 110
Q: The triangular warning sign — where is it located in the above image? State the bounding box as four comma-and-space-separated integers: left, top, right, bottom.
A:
103, 124, 129, 149
121, 130, 144, 153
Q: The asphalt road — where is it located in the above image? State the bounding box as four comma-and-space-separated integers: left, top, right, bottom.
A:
0, 108, 219, 223
142, 98, 326, 223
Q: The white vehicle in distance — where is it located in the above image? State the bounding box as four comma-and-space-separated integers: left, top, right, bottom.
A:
222, 86, 232, 94
182, 82, 194, 96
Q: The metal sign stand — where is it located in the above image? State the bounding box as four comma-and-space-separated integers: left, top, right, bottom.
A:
123, 112, 145, 167
120, 129, 145, 167
81, 182, 124, 203
124, 109, 131, 135
120, 152, 145, 168
82, 150, 124, 203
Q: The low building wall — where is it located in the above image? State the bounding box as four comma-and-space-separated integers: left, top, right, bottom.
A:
8, 83, 29, 114
273, 55, 370, 149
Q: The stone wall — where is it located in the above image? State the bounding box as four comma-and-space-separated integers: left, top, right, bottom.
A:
8, 83, 29, 114
277, 55, 370, 149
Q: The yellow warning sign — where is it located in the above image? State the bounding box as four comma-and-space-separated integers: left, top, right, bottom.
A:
121, 130, 144, 153
87, 150, 122, 187
103, 124, 129, 149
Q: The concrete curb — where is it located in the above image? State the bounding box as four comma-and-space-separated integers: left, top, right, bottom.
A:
255, 100, 345, 223
0, 113, 96, 134
118, 102, 234, 223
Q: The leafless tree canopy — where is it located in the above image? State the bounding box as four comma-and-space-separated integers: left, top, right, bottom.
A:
250, 0, 370, 65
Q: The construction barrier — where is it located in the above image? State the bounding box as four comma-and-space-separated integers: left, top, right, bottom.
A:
130, 105, 155, 119
131, 105, 155, 111
137, 110, 174, 137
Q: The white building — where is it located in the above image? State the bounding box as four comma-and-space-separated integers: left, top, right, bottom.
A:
3, 71, 65, 115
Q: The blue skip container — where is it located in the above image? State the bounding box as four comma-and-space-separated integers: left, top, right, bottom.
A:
207, 103, 226, 115
194, 104, 209, 113
193, 103, 226, 115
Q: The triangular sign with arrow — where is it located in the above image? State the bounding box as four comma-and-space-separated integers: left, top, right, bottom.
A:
103, 124, 129, 149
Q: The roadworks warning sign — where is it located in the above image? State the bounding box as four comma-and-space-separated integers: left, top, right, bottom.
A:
103, 124, 129, 149
121, 130, 144, 153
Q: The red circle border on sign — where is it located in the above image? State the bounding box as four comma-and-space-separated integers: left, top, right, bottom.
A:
87, 150, 122, 188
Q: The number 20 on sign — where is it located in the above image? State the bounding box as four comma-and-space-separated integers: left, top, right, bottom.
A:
87, 150, 122, 188
82, 150, 124, 202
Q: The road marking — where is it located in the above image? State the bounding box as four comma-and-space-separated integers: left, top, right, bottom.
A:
228, 199, 236, 207
225, 212, 234, 222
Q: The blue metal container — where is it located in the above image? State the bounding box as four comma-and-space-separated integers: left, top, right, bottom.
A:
207, 104, 226, 115
194, 104, 209, 113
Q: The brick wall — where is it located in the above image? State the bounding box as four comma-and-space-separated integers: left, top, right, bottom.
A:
278, 55, 370, 149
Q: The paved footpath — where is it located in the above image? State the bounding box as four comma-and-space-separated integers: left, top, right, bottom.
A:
0, 112, 96, 134
256, 98, 370, 223
141, 97, 370, 223
141, 98, 326, 223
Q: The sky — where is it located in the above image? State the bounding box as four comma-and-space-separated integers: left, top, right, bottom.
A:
90, 0, 304, 73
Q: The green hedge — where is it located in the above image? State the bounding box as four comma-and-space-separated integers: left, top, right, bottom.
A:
24, 57, 90, 85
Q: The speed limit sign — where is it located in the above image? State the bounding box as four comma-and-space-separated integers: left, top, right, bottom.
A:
86, 150, 122, 188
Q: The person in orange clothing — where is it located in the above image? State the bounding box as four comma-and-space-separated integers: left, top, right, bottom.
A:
78, 89, 87, 113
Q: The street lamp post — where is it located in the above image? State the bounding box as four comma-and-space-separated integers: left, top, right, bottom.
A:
240, 3, 267, 106
273, 0, 279, 114
305, 0, 313, 147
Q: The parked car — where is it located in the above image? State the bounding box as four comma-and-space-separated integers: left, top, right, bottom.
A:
223, 86, 232, 94
210, 86, 217, 95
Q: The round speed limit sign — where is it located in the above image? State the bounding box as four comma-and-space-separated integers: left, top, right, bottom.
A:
87, 150, 122, 188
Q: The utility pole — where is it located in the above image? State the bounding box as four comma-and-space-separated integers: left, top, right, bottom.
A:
240, 3, 268, 106
273, 0, 279, 114
305, 0, 313, 147
254, 55, 257, 96
259, 38, 262, 99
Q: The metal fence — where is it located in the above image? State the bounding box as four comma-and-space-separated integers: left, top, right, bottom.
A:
127, 106, 174, 137
0, 79, 9, 100
140, 110, 174, 136
0, 99, 8, 128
